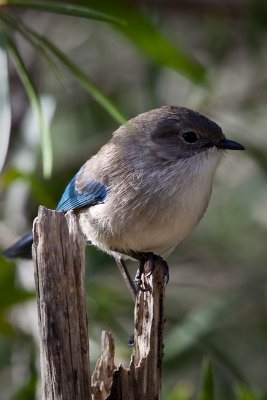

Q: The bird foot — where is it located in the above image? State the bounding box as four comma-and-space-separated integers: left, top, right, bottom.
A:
134, 267, 151, 292
133, 252, 169, 292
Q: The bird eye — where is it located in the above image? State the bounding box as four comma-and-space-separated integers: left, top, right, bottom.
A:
182, 131, 198, 143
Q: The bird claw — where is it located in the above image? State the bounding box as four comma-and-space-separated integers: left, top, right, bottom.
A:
157, 256, 170, 286
134, 253, 169, 292
144, 255, 169, 286
134, 268, 151, 292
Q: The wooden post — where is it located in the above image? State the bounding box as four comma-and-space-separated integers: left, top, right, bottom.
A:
91, 259, 165, 400
33, 207, 90, 400
33, 206, 165, 400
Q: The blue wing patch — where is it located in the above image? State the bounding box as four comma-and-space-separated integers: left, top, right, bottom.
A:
56, 173, 107, 212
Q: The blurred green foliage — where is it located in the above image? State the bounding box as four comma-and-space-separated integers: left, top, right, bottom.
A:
197, 359, 214, 400
0, 0, 267, 399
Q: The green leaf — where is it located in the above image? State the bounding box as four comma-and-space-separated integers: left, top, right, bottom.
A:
0, 35, 11, 173
2, 11, 67, 88
5, 33, 53, 178
1, 13, 126, 124
82, 1, 206, 83
1, 12, 67, 89
118, 13, 206, 83
39, 39, 126, 124
4, 0, 125, 25
197, 359, 215, 400
4, 1, 205, 82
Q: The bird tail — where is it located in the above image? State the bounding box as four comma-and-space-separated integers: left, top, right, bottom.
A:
3, 232, 33, 259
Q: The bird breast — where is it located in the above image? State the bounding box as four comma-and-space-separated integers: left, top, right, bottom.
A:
77, 149, 221, 258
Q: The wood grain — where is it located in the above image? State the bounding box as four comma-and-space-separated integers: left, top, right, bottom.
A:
33, 206, 90, 400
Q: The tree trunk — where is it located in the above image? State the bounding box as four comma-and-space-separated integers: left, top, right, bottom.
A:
33, 206, 165, 400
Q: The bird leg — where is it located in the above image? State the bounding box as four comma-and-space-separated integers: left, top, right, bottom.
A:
114, 255, 137, 301
114, 252, 169, 298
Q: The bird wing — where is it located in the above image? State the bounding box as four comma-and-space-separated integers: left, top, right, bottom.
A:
56, 172, 107, 212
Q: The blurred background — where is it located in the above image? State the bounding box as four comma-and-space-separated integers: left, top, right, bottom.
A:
0, 0, 267, 399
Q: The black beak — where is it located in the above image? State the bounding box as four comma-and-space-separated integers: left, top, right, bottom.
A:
216, 138, 245, 151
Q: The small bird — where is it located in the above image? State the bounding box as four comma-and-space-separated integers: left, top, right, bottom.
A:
3, 106, 244, 297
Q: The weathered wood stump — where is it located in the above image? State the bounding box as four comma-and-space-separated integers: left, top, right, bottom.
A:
33, 206, 165, 400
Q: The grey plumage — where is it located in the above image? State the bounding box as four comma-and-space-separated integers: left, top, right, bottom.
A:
75, 106, 241, 259
3, 105, 244, 277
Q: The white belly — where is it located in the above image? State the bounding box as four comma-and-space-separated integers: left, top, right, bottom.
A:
77, 150, 220, 258
78, 176, 212, 258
